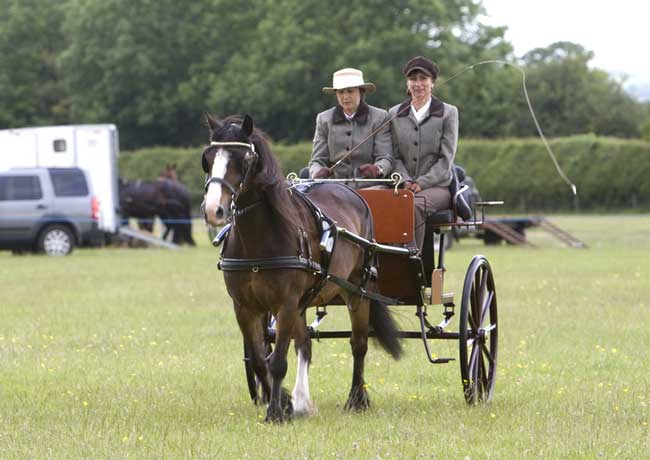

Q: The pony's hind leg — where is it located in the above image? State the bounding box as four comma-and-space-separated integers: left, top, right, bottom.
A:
292, 314, 315, 416
344, 295, 371, 411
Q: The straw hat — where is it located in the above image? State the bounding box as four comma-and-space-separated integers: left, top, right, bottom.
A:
322, 68, 376, 94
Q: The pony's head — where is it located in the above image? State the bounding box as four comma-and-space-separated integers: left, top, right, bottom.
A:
202, 113, 289, 227
160, 163, 178, 181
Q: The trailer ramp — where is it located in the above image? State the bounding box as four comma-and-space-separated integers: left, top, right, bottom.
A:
537, 218, 587, 248
118, 226, 179, 249
482, 219, 536, 247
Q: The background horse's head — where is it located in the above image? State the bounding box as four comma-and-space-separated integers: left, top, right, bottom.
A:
159, 164, 178, 181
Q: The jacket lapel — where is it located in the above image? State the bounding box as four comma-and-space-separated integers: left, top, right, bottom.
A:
396, 97, 445, 123
332, 101, 370, 125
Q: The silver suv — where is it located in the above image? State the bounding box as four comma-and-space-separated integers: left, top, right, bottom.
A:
0, 167, 101, 255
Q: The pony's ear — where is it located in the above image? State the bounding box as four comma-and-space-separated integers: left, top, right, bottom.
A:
241, 114, 254, 138
205, 112, 222, 132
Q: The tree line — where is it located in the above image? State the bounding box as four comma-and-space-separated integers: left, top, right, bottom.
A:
1, 0, 648, 149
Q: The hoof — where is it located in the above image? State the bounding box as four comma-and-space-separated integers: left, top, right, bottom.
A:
344, 385, 370, 412
292, 389, 315, 417
264, 389, 293, 423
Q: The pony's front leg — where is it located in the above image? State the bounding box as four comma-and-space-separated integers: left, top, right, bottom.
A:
265, 309, 296, 423
345, 297, 371, 411
234, 304, 272, 404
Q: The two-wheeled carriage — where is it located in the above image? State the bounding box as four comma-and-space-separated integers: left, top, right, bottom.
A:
203, 114, 500, 421
239, 174, 502, 405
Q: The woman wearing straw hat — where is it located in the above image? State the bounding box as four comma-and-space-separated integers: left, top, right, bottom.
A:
308, 68, 393, 188
389, 56, 458, 250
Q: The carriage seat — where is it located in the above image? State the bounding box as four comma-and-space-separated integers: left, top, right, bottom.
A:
426, 210, 456, 227
425, 165, 473, 229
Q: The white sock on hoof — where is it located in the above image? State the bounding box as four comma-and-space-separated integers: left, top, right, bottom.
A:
292, 349, 315, 416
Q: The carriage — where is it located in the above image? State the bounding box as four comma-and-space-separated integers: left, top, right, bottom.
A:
202, 114, 501, 421
237, 174, 502, 406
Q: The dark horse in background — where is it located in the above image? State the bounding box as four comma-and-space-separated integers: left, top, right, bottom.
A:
201, 114, 401, 422
119, 165, 196, 246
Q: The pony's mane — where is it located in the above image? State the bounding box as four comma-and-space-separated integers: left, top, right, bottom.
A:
212, 116, 299, 234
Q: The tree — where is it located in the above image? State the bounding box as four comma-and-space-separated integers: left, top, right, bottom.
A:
511, 41, 642, 138
0, 0, 68, 127
201, 0, 512, 142
59, 0, 239, 148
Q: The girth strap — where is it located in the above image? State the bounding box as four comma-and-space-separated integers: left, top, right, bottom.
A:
219, 256, 322, 273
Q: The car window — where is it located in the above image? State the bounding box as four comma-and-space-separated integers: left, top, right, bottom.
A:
49, 169, 89, 197
0, 175, 43, 201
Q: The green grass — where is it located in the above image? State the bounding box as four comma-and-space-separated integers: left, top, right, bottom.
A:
1, 215, 649, 459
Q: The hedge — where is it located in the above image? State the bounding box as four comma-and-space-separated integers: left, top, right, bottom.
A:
119, 135, 650, 212
458, 135, 650, 211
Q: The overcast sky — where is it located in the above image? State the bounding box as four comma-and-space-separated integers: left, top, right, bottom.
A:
480, 0, 650, 87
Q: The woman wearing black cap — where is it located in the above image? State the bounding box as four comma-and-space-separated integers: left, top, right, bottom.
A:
388, 56, 459, 250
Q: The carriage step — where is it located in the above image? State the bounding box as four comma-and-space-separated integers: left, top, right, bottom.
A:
430, 357, 455, 364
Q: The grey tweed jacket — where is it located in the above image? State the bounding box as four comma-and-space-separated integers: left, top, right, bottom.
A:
388, 97, 458, 189
309, 101, 393, 183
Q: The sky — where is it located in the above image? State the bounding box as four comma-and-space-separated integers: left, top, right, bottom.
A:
480, 0, 650, 89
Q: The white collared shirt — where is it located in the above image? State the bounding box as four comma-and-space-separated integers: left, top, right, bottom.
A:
411, 98, 431, 124
345, 112, 356, 121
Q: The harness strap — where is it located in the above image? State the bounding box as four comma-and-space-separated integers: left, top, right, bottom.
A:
233, 200, 262, 218
219, 256, 322, 273
204, 176, 237, 195
327, 275, 402, 305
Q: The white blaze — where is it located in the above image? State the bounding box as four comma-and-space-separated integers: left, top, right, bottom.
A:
204, 149, 230, 226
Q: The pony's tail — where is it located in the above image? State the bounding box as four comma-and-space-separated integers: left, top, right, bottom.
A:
369, 299, 402, 360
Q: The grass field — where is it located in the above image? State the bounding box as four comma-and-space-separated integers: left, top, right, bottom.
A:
1, 215, 649, 459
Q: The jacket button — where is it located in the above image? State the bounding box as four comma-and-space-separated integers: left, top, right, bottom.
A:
412, 158, 416, 162
346, 131, 351, 136
414, 141, 418, 146
346, 147, 350, 151
414, 127, 419, 131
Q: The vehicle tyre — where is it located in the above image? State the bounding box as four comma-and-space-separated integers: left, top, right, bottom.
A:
38, 224, 75, 256
459, 255, 498, 404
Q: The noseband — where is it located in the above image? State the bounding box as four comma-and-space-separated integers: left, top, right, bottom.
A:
204, 141, 260, 219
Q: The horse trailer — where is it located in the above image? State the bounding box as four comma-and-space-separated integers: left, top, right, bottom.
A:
0, 124, 120, 233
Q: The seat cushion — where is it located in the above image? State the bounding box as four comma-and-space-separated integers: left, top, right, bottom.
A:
426, 210, 455, 226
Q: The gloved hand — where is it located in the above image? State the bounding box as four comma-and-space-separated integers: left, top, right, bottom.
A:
357, 163, 381, 179
313, 167, 331, 179
403, 181, 422, 193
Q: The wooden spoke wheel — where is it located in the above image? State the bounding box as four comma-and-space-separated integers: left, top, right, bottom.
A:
244, 314, 273, 404
459, 255, 498, 404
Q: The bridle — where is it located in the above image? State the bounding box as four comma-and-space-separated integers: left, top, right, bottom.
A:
203, 140, 260, 219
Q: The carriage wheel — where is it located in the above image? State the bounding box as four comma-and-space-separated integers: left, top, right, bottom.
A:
459, 255, 498, 404
244, 314, 273, 404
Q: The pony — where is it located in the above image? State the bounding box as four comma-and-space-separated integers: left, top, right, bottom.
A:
201, 114, 401, 422
119, 177, 196, 246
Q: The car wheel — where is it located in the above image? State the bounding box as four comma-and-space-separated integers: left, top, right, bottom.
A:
38, 224, 75, 256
